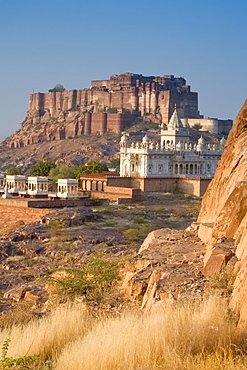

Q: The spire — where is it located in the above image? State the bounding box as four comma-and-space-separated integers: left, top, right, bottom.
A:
167, 105, 184, 131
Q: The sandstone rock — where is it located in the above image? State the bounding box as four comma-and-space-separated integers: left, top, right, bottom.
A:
197, 100, 247, 243
203, 245, 234, 277
196, 100, 247, 327
234, 212, 247, 261
3, 282, 48, 305
138, 228, 171, 254
2, 222, 48, 242
0, 241, 12, 260
40, 208, 100, 226
141, 270, 164, 310
121, 228, 206, 309
229, 257, 247, 328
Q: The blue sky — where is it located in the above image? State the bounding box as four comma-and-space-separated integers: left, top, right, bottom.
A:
0, 0, 246, 142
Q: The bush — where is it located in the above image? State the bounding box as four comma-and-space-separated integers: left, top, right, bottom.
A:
192, 123, 203, 131
6, 166, 22, 175
45, 253, 121, 303
30, 159, 56, 176
48, 84, 66, 92
80, 160, 108, 174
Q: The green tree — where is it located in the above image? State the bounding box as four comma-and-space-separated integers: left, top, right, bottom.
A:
30, 160, 56, 176
49, 163, 75, 182
48, 84, 66, 92
80, 160, 108, 174
110, 158, 120, 172
192, 123, 202, 131
70, 165, 85, 180
6, 166, 22, 175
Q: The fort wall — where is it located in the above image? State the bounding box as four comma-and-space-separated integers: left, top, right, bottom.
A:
8, 73, 232, 149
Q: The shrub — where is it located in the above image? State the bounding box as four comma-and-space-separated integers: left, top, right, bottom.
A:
45, 253, 121, 303
6, 166, 22, 175
30, 159, 56, 176
192, 123, 203, 131
208, 265, 237, 297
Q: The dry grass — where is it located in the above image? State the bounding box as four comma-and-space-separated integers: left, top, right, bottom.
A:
1, 296, 246, 369
55, 296, 242, 370
0, 304, 90, 363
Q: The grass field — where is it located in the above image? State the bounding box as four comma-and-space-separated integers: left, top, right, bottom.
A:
0, 295, 246, 369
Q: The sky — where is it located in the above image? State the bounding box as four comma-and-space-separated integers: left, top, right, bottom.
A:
0, 0, 247, 142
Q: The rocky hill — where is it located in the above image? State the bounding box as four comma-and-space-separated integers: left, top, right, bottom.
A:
0, 134, 120, 173
0, 120, 219, 173
197, 99, 247, 327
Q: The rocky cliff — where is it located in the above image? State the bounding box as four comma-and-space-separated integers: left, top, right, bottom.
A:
198, 100, 247, 242
196, 100, 247, 327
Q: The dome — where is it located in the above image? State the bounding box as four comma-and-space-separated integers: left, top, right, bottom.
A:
120, 133, 128, 143
196, 136, 205, 152
198, 136, 205, 145
196, 143, 204, 152
176, 141, 183, 151
142, 134, 150, 144
220, 137, 226, 146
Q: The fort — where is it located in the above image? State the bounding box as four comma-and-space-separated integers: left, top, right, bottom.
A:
6, 73, 232, 149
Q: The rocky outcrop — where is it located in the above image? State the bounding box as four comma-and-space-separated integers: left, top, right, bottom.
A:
120, 226, 207, 312
197, 100, 247, 243
196, 100, 247, 326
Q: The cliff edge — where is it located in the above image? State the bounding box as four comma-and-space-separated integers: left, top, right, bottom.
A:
196, 100, 247, 327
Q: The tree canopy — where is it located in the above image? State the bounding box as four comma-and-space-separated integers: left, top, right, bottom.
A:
80, 160, 108, 174
29, 160, 108, 181
110, 158, 120, 172
48, 84, 66, 93
48, 163, 76, 182
6, 166, 22, 175
30, 160, 56, 177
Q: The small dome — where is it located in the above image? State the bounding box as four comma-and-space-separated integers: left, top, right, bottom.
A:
196, 143, 204, 152
220, 137, 226, 146
120, 133, 128, 143
176, 141, 183, 151
142, 134, 150, 144
198, 136, 205, 145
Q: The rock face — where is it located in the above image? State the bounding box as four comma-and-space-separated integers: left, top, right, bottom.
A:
196, 100, 247, 326
197, 100, 247, 243
121, 226, 206, 312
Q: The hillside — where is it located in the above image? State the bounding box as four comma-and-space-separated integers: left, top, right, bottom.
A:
0, 134, 120, 173
0, 126, 221, 174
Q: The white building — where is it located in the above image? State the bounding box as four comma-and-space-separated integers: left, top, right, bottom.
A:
27, 176, 49, 197
5, 175, 26, 195
120, 106, 225, 180
57, 179, 79, 198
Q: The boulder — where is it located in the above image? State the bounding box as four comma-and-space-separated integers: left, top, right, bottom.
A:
40, 208, 100, 226
203, 244, 234, 277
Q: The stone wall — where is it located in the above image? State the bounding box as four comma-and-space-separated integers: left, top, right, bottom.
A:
82, 174, 210, 197
181, 118, 233, 135
0, 204, 54, 230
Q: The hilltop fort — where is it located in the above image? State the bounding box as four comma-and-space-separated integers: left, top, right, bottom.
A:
5, 73, 232, 149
